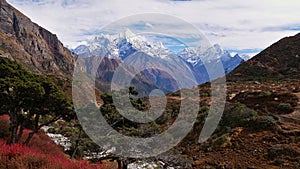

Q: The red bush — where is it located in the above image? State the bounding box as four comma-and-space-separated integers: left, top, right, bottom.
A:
0, 115, 112, 169
0, 114, 114, 169
0, 114, 65, 157
0, 138, 110, 169
0, 114, 10, 120
23, 129, 66, 158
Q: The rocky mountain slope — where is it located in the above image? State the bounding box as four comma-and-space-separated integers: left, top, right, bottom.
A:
228, 33, 300, 81
0, 0, 75, 77
75, 56, 158, 95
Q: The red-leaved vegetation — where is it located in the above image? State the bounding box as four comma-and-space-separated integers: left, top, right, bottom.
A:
0, 115, 115, 169
0, 140, 106, 169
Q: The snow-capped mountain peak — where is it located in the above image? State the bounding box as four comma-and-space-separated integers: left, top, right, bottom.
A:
178, 44, 226, 66
118, 28, 139, 41
212, 44, 223, 54
177, 48, 199, 66
74, 29, 170, 59
178, 43, 245, 66
177, 44, 245, 75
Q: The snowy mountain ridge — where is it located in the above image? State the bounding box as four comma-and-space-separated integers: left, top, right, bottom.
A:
74, 29, 245, 69
73, 29, 245, 90
75, 29, 170, 60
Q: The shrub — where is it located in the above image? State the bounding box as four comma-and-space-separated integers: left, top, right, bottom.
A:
277, 103, 292, 113
26, 130, 66, 158
212, 133, 231, 148
253, 115, 276, 130
219, 104, 258, 129
156, 109, 172, 124
196, 107, 209, 125
258, 91, 272, 97
0, 138, 109, 169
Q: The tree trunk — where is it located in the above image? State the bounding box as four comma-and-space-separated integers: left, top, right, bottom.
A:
10, 123, 17, 144
16, 123, 24, 144
123, 161, 128, 169
23, 131, 35, 146
17, 110, 30, 143
8, 110, 18, 144
22, 114, 62, 146
71, 127, 82, 159
117, 160, 122, 169
23, 114, 39, 146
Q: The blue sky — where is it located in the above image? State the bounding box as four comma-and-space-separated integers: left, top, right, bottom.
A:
7, 0, 300, 57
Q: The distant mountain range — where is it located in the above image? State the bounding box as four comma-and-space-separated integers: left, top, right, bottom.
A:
73, 29, 245, 93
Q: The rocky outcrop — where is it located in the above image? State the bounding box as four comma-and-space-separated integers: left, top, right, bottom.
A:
0, 0, 75, 76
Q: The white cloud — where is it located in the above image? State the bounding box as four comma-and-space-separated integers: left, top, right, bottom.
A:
7, 0, 300, 51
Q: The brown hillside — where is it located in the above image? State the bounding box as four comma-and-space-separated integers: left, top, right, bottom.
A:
228, 33, 300, 81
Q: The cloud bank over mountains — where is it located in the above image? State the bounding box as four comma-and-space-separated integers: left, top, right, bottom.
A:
7, 0, 300, 56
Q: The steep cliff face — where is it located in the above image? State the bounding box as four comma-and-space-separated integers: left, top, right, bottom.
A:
0, 0, 75, 76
